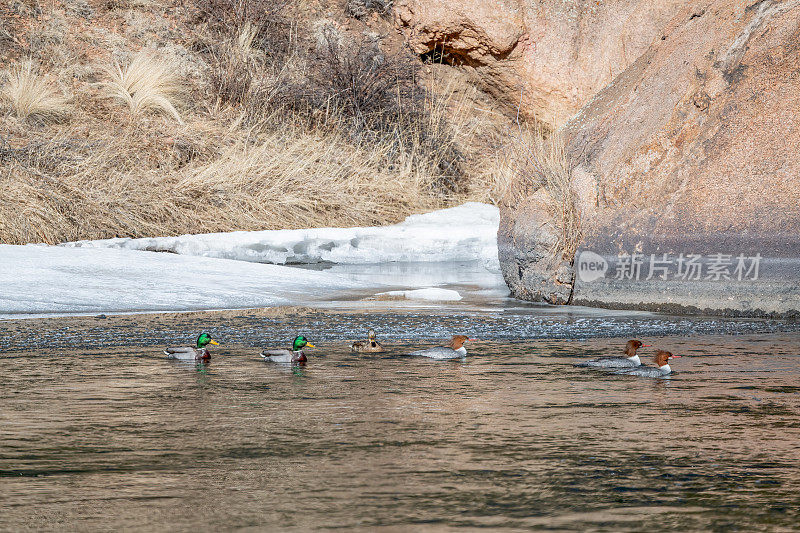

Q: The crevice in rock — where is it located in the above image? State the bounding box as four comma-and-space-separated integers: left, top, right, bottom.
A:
419, 44, 463, 66
566, 259, 577, 305
689, 9, 705, 20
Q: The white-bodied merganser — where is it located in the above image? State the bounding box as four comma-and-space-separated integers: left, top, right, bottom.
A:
164, 333, 219, 361
616, 350, 681, 378
574, 339, 651, 369
410, 335, 475, 359
351, 329, 385, 353
261, 335, 315, 363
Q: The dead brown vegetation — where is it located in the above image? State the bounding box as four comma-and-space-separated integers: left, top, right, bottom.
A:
0, 0, 504, 245
499, 122, 582, 264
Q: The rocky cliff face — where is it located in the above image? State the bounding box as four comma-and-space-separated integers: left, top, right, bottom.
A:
498, 0, 800, 316
395, 0, 686, 126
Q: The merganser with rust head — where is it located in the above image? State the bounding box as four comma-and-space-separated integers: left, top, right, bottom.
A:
164, 333, 220, 362
351, 329, 385, 353
410, 335, 475, 359
616, 350, 681, 377
575, 339, 651, 369
261, 335, 315, 363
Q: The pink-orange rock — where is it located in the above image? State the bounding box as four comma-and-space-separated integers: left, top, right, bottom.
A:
500, 0, 800, 316
395, 0, 686, 126
567, 0, 800, 252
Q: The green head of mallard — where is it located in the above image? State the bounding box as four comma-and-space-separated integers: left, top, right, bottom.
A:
196, 333, 219, 348
292, 335, 315, 351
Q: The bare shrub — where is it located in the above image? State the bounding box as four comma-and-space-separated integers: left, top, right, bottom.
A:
0, 60, 71, 123
205, 22, 468, 197
307, 28, 418, 131
208, 43, 256, 107
103, 50, 183, 123
0, 17, 18, 50
281, 29, 466, 195
207, 20, 291, 110
194, 0, 292, 59
346, 0, 393, 19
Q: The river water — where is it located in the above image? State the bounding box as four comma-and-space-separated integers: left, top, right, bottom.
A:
1, 304, 799, 531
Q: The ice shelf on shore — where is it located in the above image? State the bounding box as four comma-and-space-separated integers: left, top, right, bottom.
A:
0, 244, 364, 316
2, 204, 506, 317
63, 202, 500, 268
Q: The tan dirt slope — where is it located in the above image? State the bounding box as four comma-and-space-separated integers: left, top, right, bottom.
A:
0, 0, 505, 245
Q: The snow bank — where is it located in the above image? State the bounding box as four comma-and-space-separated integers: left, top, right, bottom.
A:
375, 288, 463, 301
0, 244, 361, 316
2, 204, 506, 317
64, 202, 500, 267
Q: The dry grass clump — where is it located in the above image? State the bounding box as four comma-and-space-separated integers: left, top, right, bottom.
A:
103, 51, 183, 123
106, 0, 159, 9
178, 130, 441, 228
0, 60, 71, 123
0, 131, 174, 243
207, 22, 292, 110
0, 125, 445, 244
200, 1, 300, 125
501, 124, 582, 263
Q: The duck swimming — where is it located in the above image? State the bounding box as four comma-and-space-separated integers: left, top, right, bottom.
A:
615, 350, 681, 378
351, 329, 385, 353
164, 333, 220, 362
261, 335, 315, 363
574, 339, 651, 369
410, 335, 474, 359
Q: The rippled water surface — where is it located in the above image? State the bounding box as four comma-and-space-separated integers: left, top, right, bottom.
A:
2, 310, 800, 531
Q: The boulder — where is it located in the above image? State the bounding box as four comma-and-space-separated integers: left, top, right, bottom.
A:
498, 191, 574, 304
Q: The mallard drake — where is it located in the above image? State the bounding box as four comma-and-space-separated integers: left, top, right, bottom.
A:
164, 333, 220, 361
261, 335, 315, 363
410, 335, 475, 359
351, 328, 385, 353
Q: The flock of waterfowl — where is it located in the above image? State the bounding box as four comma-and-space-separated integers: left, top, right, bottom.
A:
573, 339, 682, 377
164, 332, 682, 378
